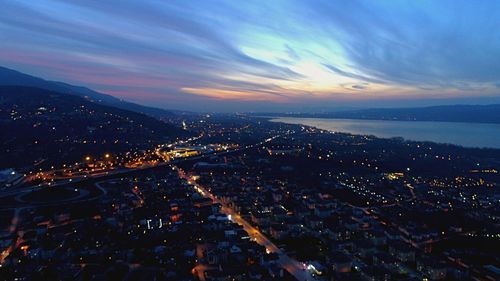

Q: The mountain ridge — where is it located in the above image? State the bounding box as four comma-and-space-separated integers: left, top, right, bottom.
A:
0, 85, 186, 169
255, 104, 500, 124
0, 66, 177, 118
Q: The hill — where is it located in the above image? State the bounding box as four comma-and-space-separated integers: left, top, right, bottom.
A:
0, 86, 186, 169
259, 104, 500, 124
0, 66, 176, 118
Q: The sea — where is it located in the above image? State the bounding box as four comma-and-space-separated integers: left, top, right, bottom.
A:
270, 117, 500, 149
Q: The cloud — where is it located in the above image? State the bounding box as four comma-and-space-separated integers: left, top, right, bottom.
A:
0, 0, 499, 111
322, 63, 384, 84
306, 0, 500, 88
351, 84, 368, 90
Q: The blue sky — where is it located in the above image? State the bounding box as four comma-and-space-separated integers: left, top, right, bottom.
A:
1, 0, 500, 111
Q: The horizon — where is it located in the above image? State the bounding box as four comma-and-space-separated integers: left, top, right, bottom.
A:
0, 2, 499, 279
1, 1, 500, 111
3, 65, 500, 114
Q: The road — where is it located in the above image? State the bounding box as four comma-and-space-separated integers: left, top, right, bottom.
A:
0, 207, 24, 265
177, 169, 316, 281
0, 132, 298, 269
1, 132, 287, 198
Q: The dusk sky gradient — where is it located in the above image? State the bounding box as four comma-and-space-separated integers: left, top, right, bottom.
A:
1, 0, 500, 111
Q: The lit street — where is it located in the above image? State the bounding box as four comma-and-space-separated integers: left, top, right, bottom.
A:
178, 169, 317, 281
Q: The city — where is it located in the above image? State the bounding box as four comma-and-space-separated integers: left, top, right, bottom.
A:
1, 114, 498, 280
1, 1, 500, 281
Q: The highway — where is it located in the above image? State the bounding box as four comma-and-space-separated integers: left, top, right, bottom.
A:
0, 132, 301, 273
2, 132, 289, 198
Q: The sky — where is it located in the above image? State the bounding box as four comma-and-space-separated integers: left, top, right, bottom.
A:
1, 0, 500, 112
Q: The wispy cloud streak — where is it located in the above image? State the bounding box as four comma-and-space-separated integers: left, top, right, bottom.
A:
0, 0, 499, 111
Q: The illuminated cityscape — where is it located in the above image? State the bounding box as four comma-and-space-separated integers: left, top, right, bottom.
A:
1, 1, 499, 281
